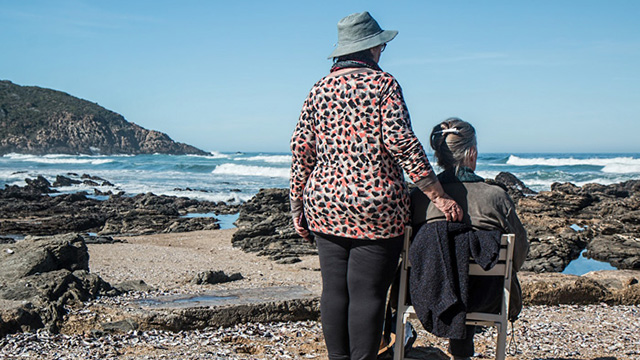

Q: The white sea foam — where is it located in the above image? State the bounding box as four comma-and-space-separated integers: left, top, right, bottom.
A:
475, 170, 501, 180
236, 155, 292, 164
601, 163, 640, 174
211, 164, 290, 178
3, 153, 113, 165
185, 151, 230, 159
506, 155, 640, 170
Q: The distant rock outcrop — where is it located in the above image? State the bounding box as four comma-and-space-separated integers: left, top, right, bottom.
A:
0, 80, 207, 155
0, 173, 239, 236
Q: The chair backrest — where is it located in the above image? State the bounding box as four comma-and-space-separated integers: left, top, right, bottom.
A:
394, 229, 515, 360
466, 233, 515, 328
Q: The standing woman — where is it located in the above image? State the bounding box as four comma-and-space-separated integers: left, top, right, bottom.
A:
290, 12, 462, 360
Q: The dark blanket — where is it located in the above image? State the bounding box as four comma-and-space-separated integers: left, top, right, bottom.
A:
408, 221, 501, 339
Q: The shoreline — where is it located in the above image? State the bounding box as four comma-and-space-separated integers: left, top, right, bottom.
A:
1, 228, 639, 359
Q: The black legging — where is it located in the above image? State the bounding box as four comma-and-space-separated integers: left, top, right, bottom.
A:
315, 233, 403, 360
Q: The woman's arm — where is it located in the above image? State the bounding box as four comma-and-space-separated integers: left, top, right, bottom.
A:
290, 96, 317, 241
380, 78, 462, 221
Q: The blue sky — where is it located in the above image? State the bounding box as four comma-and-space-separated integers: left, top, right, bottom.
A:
2, 0, 639, 153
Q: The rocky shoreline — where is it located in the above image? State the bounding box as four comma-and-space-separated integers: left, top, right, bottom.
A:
1, 172, 640, 358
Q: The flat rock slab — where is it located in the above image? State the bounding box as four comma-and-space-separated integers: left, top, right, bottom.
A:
63, 286, 321, 334
135, 285, 315, 309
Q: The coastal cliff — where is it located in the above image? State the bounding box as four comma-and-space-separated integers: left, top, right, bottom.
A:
0, 80, 208, 155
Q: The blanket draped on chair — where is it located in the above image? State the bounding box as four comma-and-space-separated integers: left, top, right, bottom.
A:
408, 221, 501, 339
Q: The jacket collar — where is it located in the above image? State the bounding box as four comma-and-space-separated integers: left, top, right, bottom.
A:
437, 166, 484, 184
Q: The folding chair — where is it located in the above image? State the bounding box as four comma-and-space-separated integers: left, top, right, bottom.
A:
393, 227, 515, 360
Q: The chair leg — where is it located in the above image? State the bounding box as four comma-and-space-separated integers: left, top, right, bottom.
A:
393, 309, 406, 360
495, 322, 507, 360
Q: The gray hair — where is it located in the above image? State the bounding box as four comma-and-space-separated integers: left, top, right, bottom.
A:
429, 117, 477, 170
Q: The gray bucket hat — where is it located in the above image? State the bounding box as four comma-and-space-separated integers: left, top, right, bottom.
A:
328, 11, 398, 59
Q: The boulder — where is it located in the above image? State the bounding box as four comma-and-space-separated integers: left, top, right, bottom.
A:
0, 234, 115, 335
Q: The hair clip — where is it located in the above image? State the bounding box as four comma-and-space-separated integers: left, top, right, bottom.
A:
435, 128, 459, 135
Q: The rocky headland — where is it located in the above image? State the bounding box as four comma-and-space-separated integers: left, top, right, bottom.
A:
0, 80, 207, 155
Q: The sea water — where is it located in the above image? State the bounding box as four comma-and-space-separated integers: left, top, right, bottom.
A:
2, 152, 639, 203
1, 152, 638, 273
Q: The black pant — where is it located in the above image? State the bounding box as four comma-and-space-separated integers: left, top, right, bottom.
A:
449, 276, 503, 357
315, 233, 403, 360
449, 325, 476, 357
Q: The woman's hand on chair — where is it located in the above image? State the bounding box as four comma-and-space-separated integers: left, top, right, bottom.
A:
431, 194, 463, 222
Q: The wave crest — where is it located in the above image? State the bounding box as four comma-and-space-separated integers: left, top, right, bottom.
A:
506, 155, 640, 172
212, 164, 290, 178
236, 155, 292, 164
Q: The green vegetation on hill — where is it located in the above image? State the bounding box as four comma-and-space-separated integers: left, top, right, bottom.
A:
0, 80, 207, 155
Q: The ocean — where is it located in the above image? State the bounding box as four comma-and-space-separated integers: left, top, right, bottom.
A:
2, 152, 639, 204
1, 152, 638, 275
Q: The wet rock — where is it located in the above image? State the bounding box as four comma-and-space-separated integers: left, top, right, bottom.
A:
521, 232, 587, 272
586, 235, 640, 269
190, 271, 243, 285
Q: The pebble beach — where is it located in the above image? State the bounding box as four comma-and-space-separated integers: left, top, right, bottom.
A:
1, 229, 639, 360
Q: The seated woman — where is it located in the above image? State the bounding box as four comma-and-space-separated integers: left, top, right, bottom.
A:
410, 117, 529, 360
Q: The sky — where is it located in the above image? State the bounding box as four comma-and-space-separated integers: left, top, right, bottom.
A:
1, 0, 639, 154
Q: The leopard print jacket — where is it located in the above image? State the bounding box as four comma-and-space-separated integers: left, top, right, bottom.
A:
290, 69, 435, 240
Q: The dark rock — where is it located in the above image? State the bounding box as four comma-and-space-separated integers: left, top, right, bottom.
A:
231, 189, 317, 262
521, 232, 587, 273
275, 257, 302, 265
82, 180, 99, 186
512, 176, 640, 271
52, 175, 82, 187
25, 176, 56, 194
0, 300, 43, 338
1, 233, 89, 280
190, 271, 243, 285
0, 237, 15, 244
493, 171, 537, 200
586, 235, 640, 269
109, 286, 320, 333
113, 280, 155, 293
